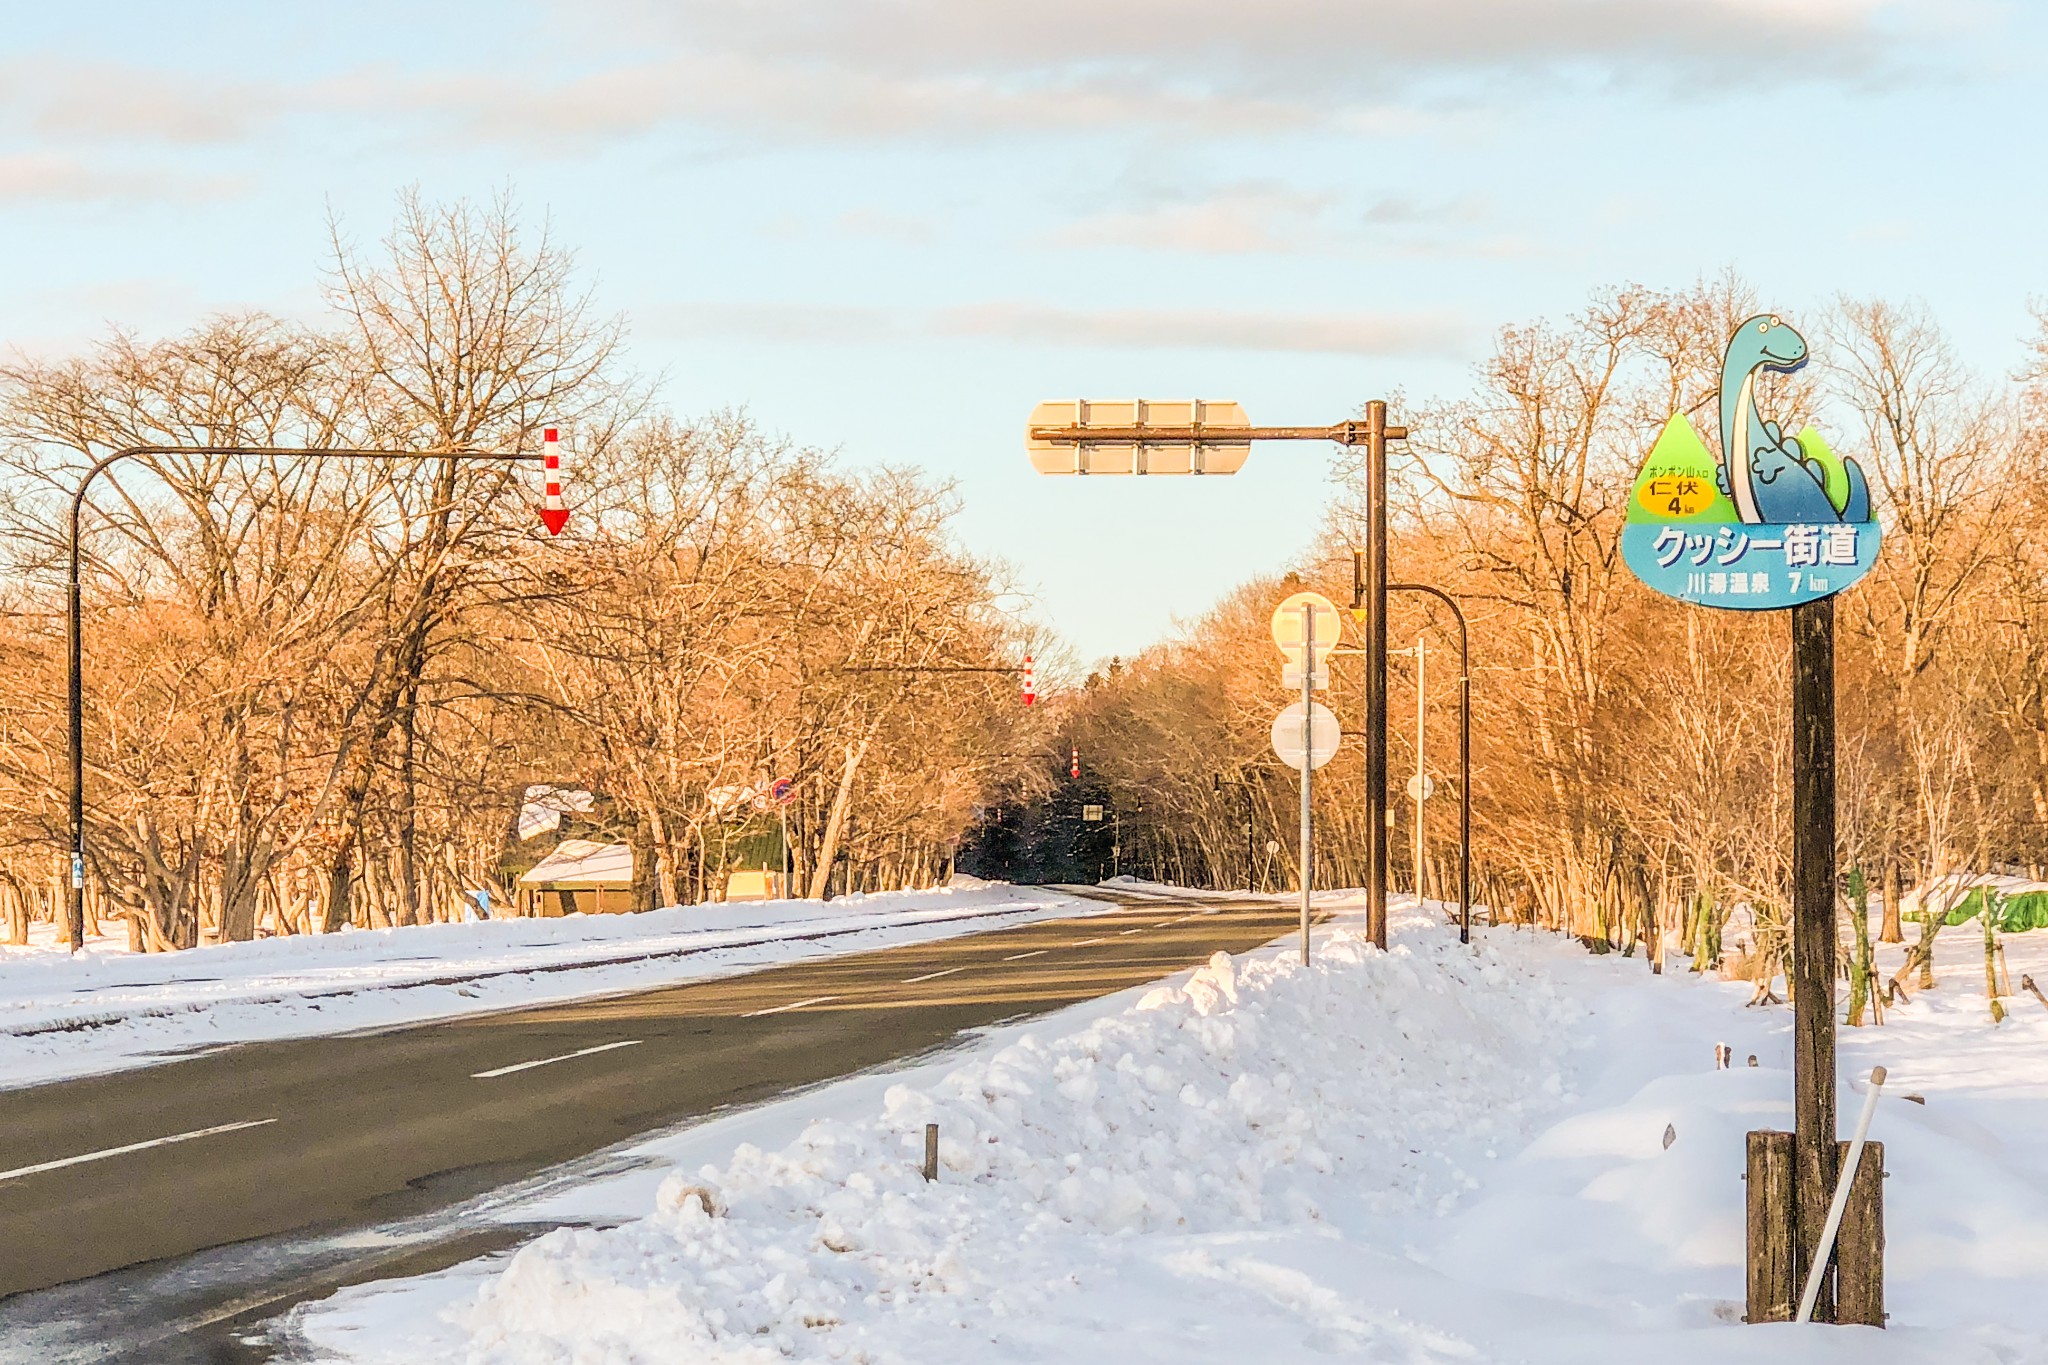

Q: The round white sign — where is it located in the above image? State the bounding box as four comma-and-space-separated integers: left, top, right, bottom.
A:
1270, 701, 1341, 771
1406, 774, 1436, 802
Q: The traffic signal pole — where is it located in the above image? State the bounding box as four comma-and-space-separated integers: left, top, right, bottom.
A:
1362, 401, 1396, 951
1026, 402, 1407, 949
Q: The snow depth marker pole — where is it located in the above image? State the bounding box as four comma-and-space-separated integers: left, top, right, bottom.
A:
1797, 1067, 1886, 1323
540, 428, 569, 536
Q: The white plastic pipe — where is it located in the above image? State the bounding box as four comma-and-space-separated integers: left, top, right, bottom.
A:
1795, 1065, 1886, 1323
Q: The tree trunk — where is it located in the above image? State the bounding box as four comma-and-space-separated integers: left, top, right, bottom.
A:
1880, 859, 1903, 943
808, 737, 870, 900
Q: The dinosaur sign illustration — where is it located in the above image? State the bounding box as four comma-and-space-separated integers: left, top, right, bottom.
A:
1622, 314, 1881, 610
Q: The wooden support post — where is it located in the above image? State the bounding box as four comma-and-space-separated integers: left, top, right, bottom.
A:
1790, 598, 1839, 1323
1835, 1139, 1886, 1327
1746, 1130, 1797, 1323
922, 1123, 939, 1182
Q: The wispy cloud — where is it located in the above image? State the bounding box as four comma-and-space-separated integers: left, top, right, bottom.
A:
0, 153, 246, 203
651, 298, 1469, 357
0, 2, 1946, 158
1048, 185, 1341, 255
3, 64, 264, 145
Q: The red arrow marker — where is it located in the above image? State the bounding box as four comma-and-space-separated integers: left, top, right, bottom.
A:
540, 428, 569, 535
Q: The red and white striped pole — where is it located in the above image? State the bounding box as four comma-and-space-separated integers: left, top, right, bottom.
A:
1021, 655, 1035, 706
539, 427, 569, 536
1070, 746, 1080, 780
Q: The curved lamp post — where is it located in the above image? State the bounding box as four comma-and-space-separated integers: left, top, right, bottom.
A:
1387, 581, 1471, 945
63, 444, 546, 949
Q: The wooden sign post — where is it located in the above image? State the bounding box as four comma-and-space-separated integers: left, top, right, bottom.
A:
1620, 316, 1887, 1326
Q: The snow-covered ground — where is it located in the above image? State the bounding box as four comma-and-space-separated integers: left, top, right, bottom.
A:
0, 881, 1102, 1090
290, 896, 2048, 1365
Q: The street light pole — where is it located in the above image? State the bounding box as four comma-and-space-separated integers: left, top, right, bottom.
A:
64, 444, 542, 949
1389, 582, 1472, 946
1298, 602, 1316, 967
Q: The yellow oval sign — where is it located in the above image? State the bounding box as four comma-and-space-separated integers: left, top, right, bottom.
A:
1637, 472, 1714, 520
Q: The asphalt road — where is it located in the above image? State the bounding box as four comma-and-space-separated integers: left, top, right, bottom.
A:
0, 888, 1304, 1358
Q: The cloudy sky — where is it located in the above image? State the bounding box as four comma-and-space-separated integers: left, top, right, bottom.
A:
0, 0, 2034, 661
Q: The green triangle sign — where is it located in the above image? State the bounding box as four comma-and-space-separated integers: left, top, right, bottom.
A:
1627, 414, 1740, 525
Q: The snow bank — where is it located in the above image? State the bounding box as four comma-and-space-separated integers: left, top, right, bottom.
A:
304, 908, 2048, 1365
0, 882, 1099, 1089
455, 925, 1584, 1362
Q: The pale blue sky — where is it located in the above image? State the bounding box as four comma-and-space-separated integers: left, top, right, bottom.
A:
0, 0, 2036, 663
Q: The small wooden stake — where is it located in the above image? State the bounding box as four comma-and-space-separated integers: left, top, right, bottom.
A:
2023, 974, 2048, 1013
1746, 1129, 1797, 1323
1835, 1139, 1885, 1327
922, 1123, 939, 1182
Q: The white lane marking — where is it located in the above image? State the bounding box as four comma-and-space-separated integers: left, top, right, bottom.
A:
903, 967, 964, 984
0, 1119, 277, 1184
1071, 937, 1105, 947
472, 1039, 642, 1079
743, 995, 840, 1018
1003, 949, 1048, 961
1119, 927, 1145, 935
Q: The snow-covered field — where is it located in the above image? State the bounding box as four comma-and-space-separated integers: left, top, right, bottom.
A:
0, 881, 1102, 1090
291, 897, 2048, 1364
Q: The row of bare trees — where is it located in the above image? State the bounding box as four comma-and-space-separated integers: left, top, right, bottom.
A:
0, 194, 1050, 950
1050, 279, 2044, 958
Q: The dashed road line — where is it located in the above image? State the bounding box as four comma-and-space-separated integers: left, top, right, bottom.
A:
743, 995, 840, 1018
472, 1039, 642, 1079
0, 1119, 278, 1184
1071, 937, 1105, 947
1002, 949, 1048, 961
1119, 927, 1146, 935
902, 967, 964, 984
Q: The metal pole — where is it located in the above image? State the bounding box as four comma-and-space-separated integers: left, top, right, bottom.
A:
65, 444, 538, 951
65, 492, 86, 950
1243, 785, 1254, 894
1364, 402, 1390, 951
1415, 634, 1426, 903
1391, 583, 1471, 945
1299, 602, 1314, 966
1458, 629, 1471, 945
1791, 596, 1840, 1321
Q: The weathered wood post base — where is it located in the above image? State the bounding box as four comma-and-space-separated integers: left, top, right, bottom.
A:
1746, 1129, 1885, 1326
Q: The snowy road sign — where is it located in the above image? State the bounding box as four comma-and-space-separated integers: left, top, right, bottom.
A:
1270, 591, 1343, 660
1281, 659, 1330, 691
1025, 399, 1252, 475
1271, 701, 1340, 771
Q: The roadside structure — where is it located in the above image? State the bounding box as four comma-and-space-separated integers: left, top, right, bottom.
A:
515, 839, 633, 917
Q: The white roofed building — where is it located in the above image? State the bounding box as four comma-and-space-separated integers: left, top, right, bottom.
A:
514, 839, 634, 917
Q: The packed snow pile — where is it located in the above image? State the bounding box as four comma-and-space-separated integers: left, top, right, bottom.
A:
456, 928, 1584, 1362
0, 882, 1100, 1089
299, 904, 2048, 1364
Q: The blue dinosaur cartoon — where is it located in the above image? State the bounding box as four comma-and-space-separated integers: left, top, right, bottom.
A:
1717, 314, 1870, 525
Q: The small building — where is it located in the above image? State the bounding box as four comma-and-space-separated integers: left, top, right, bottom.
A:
725, 869, 791, 901
516, 839, 633, 917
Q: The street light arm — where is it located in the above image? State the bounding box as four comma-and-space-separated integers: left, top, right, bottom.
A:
63, 442, 539, 952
